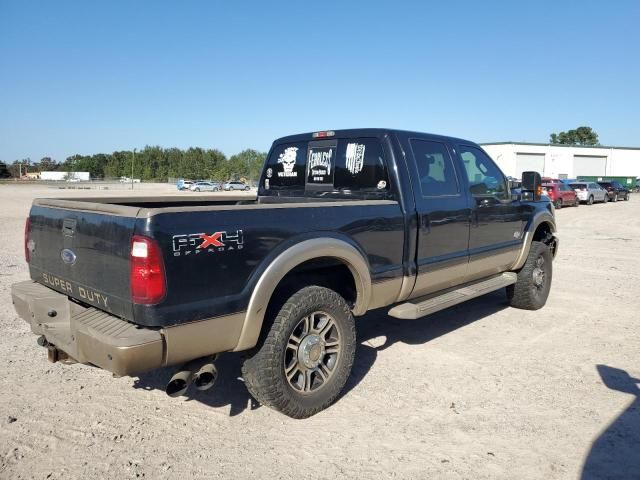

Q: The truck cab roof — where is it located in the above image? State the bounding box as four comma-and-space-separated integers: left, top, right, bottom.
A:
273, 128, 476, 147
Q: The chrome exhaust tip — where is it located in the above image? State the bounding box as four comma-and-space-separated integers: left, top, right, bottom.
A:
193, 363, 218, 391
165, 369, 194, 397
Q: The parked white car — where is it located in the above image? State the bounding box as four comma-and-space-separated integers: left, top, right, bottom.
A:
569, 182, 607, 205
224, 181, 250, 191
120, 177, 141, 183
177, 180, 194, 191
189, 181, 221, 192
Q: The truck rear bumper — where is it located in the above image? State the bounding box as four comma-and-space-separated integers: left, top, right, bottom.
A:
11, 281, 245, 376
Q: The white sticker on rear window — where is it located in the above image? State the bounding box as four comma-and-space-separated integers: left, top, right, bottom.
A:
277, 147, 298, 177
345, 143, 366, 175
307, 146, 335, 184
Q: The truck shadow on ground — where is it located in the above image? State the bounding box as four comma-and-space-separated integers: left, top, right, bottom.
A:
581, 365, 640, 479
132, 290, 508, 416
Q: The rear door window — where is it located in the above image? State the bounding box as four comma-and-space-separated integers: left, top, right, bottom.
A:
409, 139, 459, 197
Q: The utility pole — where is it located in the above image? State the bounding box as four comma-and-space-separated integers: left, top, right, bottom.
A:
131, 148, 136, 190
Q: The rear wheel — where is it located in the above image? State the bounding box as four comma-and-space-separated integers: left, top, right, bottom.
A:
195, 187, 200, 192
625, 193, 630, 201
241, 286, 356, 419
588, 195, 594, 205
507, 241, 553, 310
613, 194, 618, 202
555, 199, 562, 209
574, 197, 580, 207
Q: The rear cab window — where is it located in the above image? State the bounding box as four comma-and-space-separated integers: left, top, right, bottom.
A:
261, 136, 391, 198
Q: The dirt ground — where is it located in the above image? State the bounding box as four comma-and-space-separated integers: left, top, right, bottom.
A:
0, 184, 638, 479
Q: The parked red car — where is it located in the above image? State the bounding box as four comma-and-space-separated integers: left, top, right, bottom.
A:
542, 177, 563, 184
542, 183, 579, 209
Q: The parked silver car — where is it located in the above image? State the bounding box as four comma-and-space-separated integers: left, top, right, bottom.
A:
570, 182, 607, 205
224, 181, 250, 191
189, 181, 220, 192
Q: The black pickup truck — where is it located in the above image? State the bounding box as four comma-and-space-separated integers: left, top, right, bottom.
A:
12, 129, 558, 418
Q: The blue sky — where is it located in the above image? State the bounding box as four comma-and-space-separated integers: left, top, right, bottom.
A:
1, 0, 639, 162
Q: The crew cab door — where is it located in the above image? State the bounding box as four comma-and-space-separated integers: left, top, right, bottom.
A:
455, 144, 523, 281
404, 138, 471, 297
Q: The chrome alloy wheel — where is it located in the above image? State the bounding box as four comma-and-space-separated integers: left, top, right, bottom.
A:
284, 311, 341, 394
532, 255, 546, 291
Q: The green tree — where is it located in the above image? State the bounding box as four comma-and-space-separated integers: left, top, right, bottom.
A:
104, 151, 130, 179
0, 161, 10, 178
139, 146, 166, 181
35, 157, 58, 171
165, 148, 184, 179
8, 159, 31, 178
227, 149, 267, 182
550, 126, 599, 146
203, 148, 227, 180
15, 146, 265, 182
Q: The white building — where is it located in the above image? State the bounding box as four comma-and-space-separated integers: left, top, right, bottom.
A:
481, 142, 640, 183
40, 171, 90, 181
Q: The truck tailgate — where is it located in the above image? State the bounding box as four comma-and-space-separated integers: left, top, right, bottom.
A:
27, 201, 139, 320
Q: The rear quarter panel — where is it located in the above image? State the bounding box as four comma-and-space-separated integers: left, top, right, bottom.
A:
133, 201, 405, 326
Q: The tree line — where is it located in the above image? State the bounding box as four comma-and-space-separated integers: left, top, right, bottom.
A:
0, 147, 268, 182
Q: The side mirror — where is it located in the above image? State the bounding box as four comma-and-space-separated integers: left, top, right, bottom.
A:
521, 171, 542, 201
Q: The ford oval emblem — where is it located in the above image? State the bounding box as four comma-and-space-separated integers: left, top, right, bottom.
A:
61, 248, 77, 265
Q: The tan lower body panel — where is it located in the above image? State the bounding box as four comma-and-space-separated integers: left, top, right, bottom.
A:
161, 312, 244, 366
411, 260, 468, 299
368, 277, 404, 310
11, 280, 245, 376
466, 247, 520, 284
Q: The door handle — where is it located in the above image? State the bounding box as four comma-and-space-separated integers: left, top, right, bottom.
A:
477, 198, 498, 208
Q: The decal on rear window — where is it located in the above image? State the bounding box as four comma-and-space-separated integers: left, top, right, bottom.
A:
307, 145, 335, 185
277, 147, 299, 177
345, 143, 365, 175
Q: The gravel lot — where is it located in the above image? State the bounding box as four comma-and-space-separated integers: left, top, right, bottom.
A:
1, 184, 638, 479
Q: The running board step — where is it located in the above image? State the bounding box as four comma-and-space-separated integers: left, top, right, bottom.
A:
388, 272, 517, 320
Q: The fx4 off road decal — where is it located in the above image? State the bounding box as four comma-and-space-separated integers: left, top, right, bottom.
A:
172, 230, 244, 256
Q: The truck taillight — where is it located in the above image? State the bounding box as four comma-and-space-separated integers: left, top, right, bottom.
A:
130, 235, 166, 305
24, 217, 31, 263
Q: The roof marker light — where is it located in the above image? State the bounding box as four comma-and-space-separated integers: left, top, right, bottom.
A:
312, 131, 335, 138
